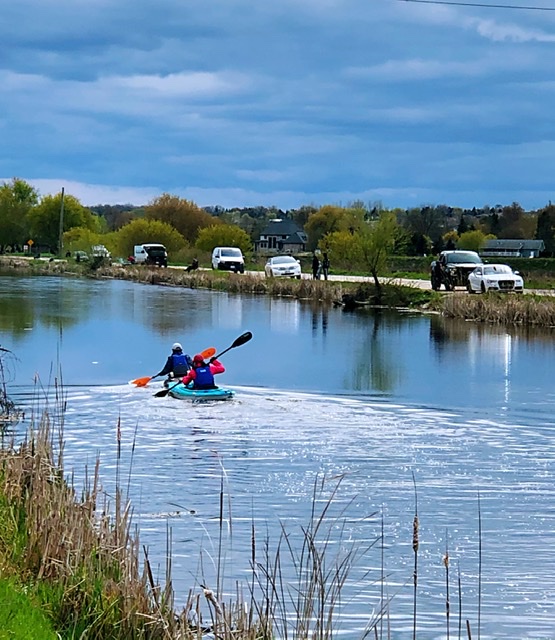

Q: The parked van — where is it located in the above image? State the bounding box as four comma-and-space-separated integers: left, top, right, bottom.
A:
211, 247, 245, 273
133, 243, 168, 267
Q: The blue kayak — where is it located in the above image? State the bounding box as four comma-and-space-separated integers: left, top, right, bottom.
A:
166, 382, 235, 402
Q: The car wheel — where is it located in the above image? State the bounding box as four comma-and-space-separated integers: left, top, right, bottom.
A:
467, 281, 474, 294
296, 275, 301, 279
481, 282, 486, 294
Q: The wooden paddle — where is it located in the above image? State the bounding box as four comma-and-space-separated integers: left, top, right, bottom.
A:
154, 331, 253, 398
130, 347, 216, 387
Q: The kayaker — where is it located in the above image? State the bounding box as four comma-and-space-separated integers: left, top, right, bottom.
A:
154, 343, 192, 382
180, 353, 225, 390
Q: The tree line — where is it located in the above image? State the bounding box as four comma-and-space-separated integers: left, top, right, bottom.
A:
2, 179, 555, 282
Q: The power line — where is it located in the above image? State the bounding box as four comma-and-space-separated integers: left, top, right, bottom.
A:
399, 0, 555, 10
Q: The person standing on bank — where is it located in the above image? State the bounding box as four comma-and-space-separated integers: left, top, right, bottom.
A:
322, 252, 330, 280
312, 253, 320, 279
154, 343, 192, 383
180, 354, 225, 390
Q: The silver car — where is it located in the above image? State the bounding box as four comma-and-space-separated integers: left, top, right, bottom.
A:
265, 255, 302, 279
467, 264, 524, 293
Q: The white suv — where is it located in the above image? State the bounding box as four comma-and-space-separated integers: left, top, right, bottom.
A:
211, 247, 245, 273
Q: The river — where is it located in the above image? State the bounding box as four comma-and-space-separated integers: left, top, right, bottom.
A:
1, 273, 555, 639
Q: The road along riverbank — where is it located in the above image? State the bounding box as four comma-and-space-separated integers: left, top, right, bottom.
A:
3, 255, 555, 326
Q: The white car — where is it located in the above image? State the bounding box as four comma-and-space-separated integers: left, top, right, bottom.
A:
265, 255, 302, 279
467, 264, 524, 294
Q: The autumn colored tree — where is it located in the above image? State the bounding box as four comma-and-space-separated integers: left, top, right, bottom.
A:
27, 192, 99, 253
195, 224, 252, 254
145, 194, 217, 243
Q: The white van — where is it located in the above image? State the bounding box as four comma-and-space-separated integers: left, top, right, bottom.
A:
211, 247, 245, 273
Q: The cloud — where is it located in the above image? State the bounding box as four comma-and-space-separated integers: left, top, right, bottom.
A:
2, 0, 555, 212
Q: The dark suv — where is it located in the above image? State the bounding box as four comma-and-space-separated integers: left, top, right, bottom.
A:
430, 250, 482, 291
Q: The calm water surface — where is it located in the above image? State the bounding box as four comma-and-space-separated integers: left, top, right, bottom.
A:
2, 274, 555, 639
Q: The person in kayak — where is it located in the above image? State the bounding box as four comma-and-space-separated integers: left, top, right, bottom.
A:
154, 343, 192, 382
180, 353, 225, 390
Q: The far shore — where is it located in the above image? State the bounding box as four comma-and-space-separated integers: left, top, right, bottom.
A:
3, 255, 555, 326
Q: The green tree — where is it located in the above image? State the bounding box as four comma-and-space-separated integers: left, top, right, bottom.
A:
27, 193, 98, 253
145, 194, 217, 243
195, 224, 252, 254
112, 218, 188, 258
304, 205, 364, 251
457, 229, 493, 252
357, 211, 398, 297
535, 203, 555, 256
319, 230, 363, 271
0, 178, 39, 252
496, 202, 536, 239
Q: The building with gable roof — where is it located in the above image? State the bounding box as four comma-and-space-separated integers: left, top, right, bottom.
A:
255, 219, 307, 254
480, 239, 545, 259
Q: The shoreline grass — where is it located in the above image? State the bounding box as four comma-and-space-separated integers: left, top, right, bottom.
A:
4, 254, 555, 327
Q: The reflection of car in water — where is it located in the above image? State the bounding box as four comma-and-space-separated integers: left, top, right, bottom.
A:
431, 250, 482, 291
265, 255, 302, 279
467, 264, 524, 294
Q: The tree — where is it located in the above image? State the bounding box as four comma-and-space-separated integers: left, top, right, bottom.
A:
535, 203, 555, 256
0, 178, 39, 252
145, 194, 217, 243
319, 230, 363, 271
195, 224, 252, 254
357, 211, 398, 296
457, 230, 493, 253
112, 218, 188, 258
304, 205, 364, 251
496, 202, 536, 239
27, 192, 98, 253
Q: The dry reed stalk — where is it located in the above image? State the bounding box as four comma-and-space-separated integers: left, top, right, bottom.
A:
477, 491, 482, 640
411, 473, 419, 640
444, 530, 450, 640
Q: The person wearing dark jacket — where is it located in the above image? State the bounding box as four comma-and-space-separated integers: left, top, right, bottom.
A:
154, 343, 192, 382
312, 253, 320, 279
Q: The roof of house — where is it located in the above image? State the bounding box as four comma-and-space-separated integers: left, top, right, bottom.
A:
482, 239, 545, 250
282, 231, 307, 244
259, 218, 303, 236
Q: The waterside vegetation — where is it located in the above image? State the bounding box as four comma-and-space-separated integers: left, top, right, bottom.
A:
4, 255, 555, 326
0, 398, 486, 639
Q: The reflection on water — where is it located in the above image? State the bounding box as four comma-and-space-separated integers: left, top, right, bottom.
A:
3, 275, 555, 638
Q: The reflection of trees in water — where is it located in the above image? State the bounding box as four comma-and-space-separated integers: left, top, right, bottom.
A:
346, 309, 401, 393
430, 314, 555, 358
0, 276, 91, 337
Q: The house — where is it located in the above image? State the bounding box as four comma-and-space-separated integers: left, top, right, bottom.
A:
480, 239, 545, 259
255, 219, 307, 254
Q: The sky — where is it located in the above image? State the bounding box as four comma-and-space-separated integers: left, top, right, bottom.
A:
3, 0, 555, 211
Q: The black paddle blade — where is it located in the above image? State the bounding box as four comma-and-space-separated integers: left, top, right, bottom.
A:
232, 331, 252, 348
154, 387, 171, 398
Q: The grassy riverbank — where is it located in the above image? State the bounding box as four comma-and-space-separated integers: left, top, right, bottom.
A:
4, 255, 555, 325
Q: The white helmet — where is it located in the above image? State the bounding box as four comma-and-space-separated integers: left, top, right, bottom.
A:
172, 342, 182, 351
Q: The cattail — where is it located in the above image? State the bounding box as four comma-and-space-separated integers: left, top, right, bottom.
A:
412, 514, 419, 554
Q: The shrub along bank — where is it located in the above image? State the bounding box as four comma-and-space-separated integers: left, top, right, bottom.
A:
3, 255, 555, 325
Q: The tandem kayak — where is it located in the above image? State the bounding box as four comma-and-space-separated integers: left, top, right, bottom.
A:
166, 382, 235, 402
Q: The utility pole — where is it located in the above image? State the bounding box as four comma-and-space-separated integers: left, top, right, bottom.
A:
58, 187, 65, 257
